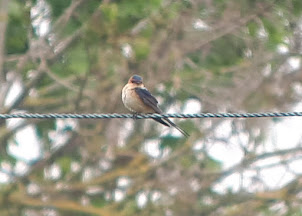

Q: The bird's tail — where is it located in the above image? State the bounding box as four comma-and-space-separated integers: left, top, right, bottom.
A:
163, 118, 190, 137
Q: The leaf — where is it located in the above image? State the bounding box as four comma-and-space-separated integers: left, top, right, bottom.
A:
46, 0, 72, 18
160, 135, 182, 149
132, 38, 150, 61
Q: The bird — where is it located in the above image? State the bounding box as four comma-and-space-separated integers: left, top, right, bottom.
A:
122, 75, 189, 137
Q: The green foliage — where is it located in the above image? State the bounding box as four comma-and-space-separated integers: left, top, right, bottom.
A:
122, 199, 140, 215
132, 38, 150, 61
60, 18, 82, 37
247, 22, 259, 37
49, 44, 88, 79
139, 23, 154, 38
36, 120, 56, 140
90, 196, 108, 208
65, 44, 89, 74
57, 156, 72, 177
292, 0, 302, 15
178, 120, 196, 135
117, 0, 161, 31
160, 135, 182, 149
262, 17, 286, 50
180, 154, 196, 168
204, 36, 246, 70
46, 0, 72, 18
100, 3, 118, 24
117, 0, 161, 19
203, 156, 222, 171
5, 1, 30, 54
99, 3, 118, 37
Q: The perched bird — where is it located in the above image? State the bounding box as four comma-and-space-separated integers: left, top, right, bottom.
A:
122, 75, 189, 137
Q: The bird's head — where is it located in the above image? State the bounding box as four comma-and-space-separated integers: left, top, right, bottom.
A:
128, 75, 143, 85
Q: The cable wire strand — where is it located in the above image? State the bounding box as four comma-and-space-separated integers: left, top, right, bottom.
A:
0, 112, 302, 119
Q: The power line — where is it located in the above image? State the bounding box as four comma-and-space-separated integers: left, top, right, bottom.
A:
0, 112, 302, 119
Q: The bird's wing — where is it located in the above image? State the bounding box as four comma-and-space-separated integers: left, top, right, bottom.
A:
134, 87, 189, 137
134, 87, 162, 113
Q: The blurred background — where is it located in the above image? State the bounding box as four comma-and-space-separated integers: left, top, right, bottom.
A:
1, 0, 302, 215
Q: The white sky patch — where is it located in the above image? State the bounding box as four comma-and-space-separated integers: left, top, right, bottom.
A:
44, 163, 61, 180
193, 19, 209, 30
206, 120, 246, 170
288, 57, 301, 71
117, 176, 131, 188
277, 44, 289, 53
0, 161, 12, 183
253, 156, 281, 168
262, 64, 272, 77
156, 83, 166, 92
118, 119, 134, 147
71, 161, 81, 173
257, 26, 268, 39
207, 140, 244, 170
42, 209, 57, 216
166, 103, 180, 113
269, 102, 302, 150
292, 82, 302, 95
241, 170, 259, 192
270, 120, 302, 150
213, 172, 241, 193
214, 170, 265, 193
213, 120, 232, 139
82, 167, 96, 182
86, 186, 103, 195
163, 126, 184, 137
80, 196, 90, 206
143, 139, 171, 159
98, 159, 112, 171
192, 140, 204, 151
190, 178, 202, 192
213, 102, 302, 193
4, 77, 23, 107
260, 166, 295, 189
104, 191, 112, 201
144, 140, 160, 158
27, 182, 41, 195
289, 159, 302, 174
121, 43, 133, 58
183, 99, 202, 114
164, 100, 197, 137
150, 190, 162, 203
0, 161, 12, 173
0, 172, 10, 184
114, 189, 126, 202
244, 49, 252, 58
14, 161, 30, 176
2, 75, 41, 181
7, 122, 41, 162
136, 191, 148, 208
31, 0, 51, 36
48, 119, 77, 149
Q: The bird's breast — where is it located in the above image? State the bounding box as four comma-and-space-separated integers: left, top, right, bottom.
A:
122, 86, 154, 113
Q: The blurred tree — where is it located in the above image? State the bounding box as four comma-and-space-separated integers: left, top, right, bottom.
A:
0, 0, 302, 215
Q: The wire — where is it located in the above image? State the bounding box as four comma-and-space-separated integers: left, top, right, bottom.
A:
0, 112, 302, 119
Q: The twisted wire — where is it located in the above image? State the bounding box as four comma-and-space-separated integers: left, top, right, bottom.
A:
0, 112, 302, 119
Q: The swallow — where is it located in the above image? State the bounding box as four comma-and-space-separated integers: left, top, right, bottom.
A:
122, 75, 189, 137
